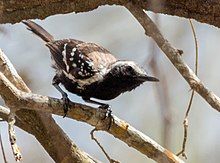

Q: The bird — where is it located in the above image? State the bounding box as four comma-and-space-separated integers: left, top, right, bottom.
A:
22, 20, 159, 117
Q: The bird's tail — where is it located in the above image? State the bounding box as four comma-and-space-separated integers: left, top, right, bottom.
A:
22, 20, 54, 42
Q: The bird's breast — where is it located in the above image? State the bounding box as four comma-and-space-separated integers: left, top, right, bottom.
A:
59, 72, 122, 100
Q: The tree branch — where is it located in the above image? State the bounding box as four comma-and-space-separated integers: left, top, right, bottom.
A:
126, 3, 220, 113
0, 105, 10, 115
1, 0, 220, 29
1, 1, 219, 161
0, 49, 99, 163
0, 47, 186, 163
0, 51, 184, 163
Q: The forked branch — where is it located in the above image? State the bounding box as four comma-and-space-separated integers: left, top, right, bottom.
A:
126, 3, 220, 113
0, 49, 99, 163
0, 49, 184, 163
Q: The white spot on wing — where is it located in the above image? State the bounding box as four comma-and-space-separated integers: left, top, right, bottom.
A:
70, 52, 75, 57
71, 48, 76, 56
62, 43, 69, 72
78, 71, 83, 76
72, 63, 77, 67
62, 59, 109, 89
86, 60, 94, 67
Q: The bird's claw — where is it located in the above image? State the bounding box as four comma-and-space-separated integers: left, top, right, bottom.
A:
99, 104, 110, 109
98, 104, 112, 119
98, 104, 113, 130
61, 94, 70, 118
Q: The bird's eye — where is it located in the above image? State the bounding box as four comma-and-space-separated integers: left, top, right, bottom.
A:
126, 66, 133, 72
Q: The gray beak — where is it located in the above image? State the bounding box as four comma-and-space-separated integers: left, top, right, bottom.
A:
145, 76, 159, 82
139, 75, 159, 82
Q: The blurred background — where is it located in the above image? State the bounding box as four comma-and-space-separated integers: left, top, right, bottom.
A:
0, 5, 220, 163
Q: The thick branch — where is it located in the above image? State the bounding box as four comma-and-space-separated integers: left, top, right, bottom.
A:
0, 68, 184, 163
1, 0, 220, 29
126, 4, 220, 112
0, 49, 99, 163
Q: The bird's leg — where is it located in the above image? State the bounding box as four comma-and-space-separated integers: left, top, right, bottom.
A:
82, 97, 112, 118
83, 98, 113, 130
82, 97, 110, 109
52, 75, 70, 117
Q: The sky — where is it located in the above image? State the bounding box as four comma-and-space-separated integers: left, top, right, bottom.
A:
0, 5, 220, 163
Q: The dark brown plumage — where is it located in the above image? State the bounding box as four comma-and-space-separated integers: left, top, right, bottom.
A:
23, 20, 159, 116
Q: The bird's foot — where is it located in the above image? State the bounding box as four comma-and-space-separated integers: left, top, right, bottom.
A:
98, 104, 112, 118
61, 93, 70, 118
98, 104, 113, 130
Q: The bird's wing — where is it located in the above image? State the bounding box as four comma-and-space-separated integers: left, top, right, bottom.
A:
76, 42, 117, 71
46, 40, 116, 80
46, 39, 83, 72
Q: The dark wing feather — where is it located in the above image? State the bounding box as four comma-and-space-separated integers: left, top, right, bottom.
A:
65, 42, 96, 79
46, 39, 117, 81
46, 39, 83, 72
76, 43, 117, 71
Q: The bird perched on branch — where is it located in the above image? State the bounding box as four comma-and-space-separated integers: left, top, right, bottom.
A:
23, 20, 159, 117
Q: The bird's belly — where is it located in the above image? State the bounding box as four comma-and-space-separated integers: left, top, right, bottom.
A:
61, 75, 121, 100
83, 84, 122, 100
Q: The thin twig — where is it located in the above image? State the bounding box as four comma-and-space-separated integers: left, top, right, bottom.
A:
90, 129, 119, 163
176, 19, 199, 158
0, 129, 8, 163
0, 106, 10, 115
8, 113, 22, 162
126, 4, 220, 113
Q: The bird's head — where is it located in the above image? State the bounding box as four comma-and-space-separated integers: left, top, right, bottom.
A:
107, 60, 159, 91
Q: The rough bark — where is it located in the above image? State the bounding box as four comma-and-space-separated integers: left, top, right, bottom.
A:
1, 0, 220, 29
0, 49, 99, 163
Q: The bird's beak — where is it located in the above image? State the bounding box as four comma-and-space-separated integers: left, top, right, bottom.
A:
138, 75, 159, 82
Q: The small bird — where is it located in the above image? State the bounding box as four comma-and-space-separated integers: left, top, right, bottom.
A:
23, 20, 159, 116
